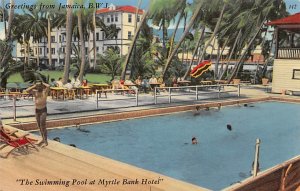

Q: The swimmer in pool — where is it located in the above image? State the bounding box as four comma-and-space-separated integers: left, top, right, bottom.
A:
192, 137, 198, 144
227, 124, 232, 131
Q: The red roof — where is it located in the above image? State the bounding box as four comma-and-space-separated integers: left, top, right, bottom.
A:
96, 5, 144, 15
267, 12, 300, 25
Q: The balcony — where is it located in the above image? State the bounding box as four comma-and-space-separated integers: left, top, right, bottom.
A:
277, 48, 300, 59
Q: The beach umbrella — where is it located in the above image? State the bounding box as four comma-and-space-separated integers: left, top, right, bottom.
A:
190, 60, 212, 78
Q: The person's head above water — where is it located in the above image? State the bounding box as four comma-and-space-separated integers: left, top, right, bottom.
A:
192, 137, 198, 144
227, 124, 232, 131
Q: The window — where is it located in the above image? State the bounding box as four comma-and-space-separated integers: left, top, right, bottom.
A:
115, 15, 118, 22
51, 36, 55, 43
292, 69, 300, 79
128, 14, 132, 23
59, 35, 62, 42
137, 15, 140, 22
51, 48, 55, 55
96, 32, 99, 41
111, 15, 114, 22
107, 17, 110, 23
62, 47, 65, 53
39, 48, 42, 55
85, 47, 88, 53
128, 31, 132, 39
46, 48, 49, 54
96, 47, 99, 52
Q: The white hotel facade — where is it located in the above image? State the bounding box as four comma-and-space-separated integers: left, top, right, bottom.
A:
15, 4, 144, 68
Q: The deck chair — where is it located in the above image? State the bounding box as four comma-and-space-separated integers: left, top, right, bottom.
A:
0, 128, 38, 158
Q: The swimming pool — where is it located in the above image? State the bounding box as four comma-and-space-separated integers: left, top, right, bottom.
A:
47, 102, 300, 190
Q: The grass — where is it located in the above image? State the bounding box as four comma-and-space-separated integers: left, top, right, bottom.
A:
7, 71, 112, 84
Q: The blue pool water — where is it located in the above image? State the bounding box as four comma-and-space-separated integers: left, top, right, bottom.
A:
47, 102, 300, 190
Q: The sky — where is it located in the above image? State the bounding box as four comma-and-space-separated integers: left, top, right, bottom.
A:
0, 0, 299, 39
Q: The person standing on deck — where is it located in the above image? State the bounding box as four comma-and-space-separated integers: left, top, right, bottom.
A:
26, 81, 50, 146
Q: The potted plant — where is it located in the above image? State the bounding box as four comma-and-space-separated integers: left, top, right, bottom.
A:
261, 77, 269, 85
233, 71, 241, 85
261, 69, 272, 86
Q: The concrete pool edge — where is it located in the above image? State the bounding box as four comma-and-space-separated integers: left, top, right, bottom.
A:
8, 96, 284, 131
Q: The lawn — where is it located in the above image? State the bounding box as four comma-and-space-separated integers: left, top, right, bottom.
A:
7, 71, 113, 84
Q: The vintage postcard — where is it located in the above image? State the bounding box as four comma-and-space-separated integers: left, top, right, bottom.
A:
0, 0, 300, 190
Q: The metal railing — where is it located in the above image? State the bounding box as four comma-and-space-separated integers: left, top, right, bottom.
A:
154, 84, 240, 104
277, 48, 300, 59
1, 85, 241, 118
96, 89, 139, 109
0, 94, 34, 121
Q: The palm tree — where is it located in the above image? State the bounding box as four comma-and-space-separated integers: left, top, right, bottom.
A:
162, 0, 204, 80
182, 1, 227, 79
81, 7, 106, 70
63, 0, 74, 83
97, 48, 124, 81
226, 0, 287, 83
121, 9, 149, 80
149, 0, 187, 57
168, 1, 187, 56
0, 0, 14, 80
14, 8, 47, 67
182, 26, 205, 79
76, 0, 86, 82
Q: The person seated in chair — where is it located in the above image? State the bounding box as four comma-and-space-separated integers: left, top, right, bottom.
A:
64, 79, 75, 99
141, 77, 149, 93
56, 77, 63, 87
49, 78, 57, 87
64, 79, 73, 90
71, 74, 81, 88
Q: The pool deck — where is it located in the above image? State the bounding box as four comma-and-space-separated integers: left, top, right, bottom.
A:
1, 133, 209, 191
1, 86, 300, 191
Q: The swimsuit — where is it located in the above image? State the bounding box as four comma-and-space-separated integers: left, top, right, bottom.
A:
36, 107, 47, 114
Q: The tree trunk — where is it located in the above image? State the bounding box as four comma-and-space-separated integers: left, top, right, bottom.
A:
216, 37, 229, 78
194, 4, 226, 66
0, 0, 14, 72
37, 43, 40, 68
219, 29, 242, 80
181, 14, 187, 73
27, 42, 31, 65
63, 0, 73, 84
169, 9, 185, 56
88, 33, 91, 69
6, 0, 14, 40
47, 15, 52, 69
162, 2, 204, 81
78, 9, 86, 82
121, 10, 149, 80
183, 27, 205, 79
227, 18, 267, 83
93, 9, 97, 70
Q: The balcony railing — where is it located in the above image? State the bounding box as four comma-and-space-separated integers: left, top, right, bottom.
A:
277, 48, 300, 59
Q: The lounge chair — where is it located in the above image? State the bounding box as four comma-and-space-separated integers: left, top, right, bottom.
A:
0, 128, 38, 158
